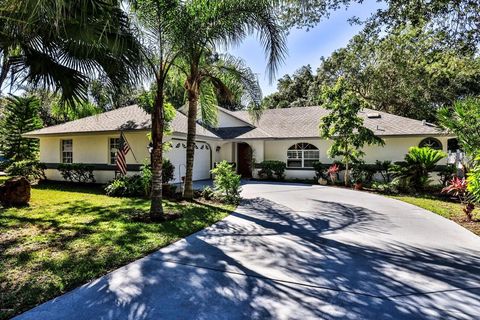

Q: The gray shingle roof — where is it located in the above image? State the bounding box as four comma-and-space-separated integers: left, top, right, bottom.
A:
225, 106, 444, 139
24, 104, 445, 139
24, 105, 220, 139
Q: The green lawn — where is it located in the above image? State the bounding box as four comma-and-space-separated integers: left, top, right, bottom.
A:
0, 182, 233, 319
390, 194, 480, 236
0, 175, 9, 183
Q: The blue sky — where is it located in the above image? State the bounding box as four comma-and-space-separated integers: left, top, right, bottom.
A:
230, 1, 384, 96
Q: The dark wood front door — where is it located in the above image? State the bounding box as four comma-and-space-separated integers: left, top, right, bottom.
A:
237, 143, 252, 178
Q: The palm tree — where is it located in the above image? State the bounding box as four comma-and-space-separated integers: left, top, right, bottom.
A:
129, 0, 184, 220
171, 0, 287, 199
0, 0, 142, 103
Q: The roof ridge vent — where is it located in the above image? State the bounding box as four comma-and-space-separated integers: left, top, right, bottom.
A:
421, 120, 436, 127
367, 112, 381, 119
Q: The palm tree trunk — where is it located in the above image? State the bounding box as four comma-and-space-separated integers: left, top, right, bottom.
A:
150, 83, 165, 221
183, 80, 199, 200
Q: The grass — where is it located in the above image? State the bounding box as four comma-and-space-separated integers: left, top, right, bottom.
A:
0, 182, 233, 319
390, 194, 480, 236
0, 176, 9, 183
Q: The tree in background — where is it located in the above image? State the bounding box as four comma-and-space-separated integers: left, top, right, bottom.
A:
261, 65, 314, 109
0, 95, 43, 161
319, 78, 384, 186
262, 26, 480, 122
169, 0, 287, 200
281, 1, 480, 52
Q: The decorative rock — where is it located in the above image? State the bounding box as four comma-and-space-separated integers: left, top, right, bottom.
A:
318, 177, 328, 186
0, 176, 31, 207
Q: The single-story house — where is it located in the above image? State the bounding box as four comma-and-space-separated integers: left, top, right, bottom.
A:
24, 105, 456, 183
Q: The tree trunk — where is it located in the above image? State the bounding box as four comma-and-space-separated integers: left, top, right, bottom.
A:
0, 48, 10, 91
150, 83, 165, 221
183, 79, 199, 200
344, 161, 349, 187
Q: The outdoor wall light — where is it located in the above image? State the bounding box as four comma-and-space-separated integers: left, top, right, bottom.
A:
216, 146, 221, 152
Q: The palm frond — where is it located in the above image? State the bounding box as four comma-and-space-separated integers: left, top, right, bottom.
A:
199, 81, 219, 128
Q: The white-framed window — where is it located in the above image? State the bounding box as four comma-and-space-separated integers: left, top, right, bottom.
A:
109, 138, 120, 165
287, 143, 320, 168
61, 139, 73, 163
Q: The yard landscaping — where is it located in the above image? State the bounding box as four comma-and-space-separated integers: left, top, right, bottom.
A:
0, 182, 233, 320
390, 194, 480, 236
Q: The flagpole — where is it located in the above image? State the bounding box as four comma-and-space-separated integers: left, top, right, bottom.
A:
122, 132, 139, 164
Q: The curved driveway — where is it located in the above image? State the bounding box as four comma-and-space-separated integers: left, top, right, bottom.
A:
17, 182, 480, 320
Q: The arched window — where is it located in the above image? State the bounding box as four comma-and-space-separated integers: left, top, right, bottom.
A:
419, 137, 443, 150
287, 143, 320, 168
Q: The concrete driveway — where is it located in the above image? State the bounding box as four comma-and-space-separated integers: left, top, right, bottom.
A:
16, 182, 480, 320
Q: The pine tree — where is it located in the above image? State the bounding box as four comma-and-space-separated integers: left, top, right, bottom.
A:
0, 95, 43, 161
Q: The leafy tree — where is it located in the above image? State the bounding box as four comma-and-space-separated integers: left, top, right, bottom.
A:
0, 0, 142, 104
319, 78, 384, 186
168, 0, 287, 200
281, 1, 480, 51
438, 97, 480, 158
262, 65, 314, 109
263, 26, 480, 121
0, 95, 43, 161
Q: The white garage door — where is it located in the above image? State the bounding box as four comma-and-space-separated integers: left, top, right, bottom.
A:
166, 139, 211, 183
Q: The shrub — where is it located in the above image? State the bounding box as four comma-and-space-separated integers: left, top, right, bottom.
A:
58, 163, 95, 183
437, 164, 457, 186
105, 175, 144, 197
258, 160, 286, 180
0, 158, 11, 171
211, 161, 242, 204
313, 162, 328, 180
138, 159, 175, 196
201, 186, 215, 200
371, 180, 400, 194
326, 163, 340, 184
442, 177, 475, 221
391, 147, 447, 191
162, 159, 175, 183
350, 162, 377, 185
375, 160, 392, 183
6, 160, 46, 182
468, 157, 480, 204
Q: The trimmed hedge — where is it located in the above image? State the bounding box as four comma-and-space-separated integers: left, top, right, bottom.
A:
258, 160, 286, 180
58, 163, 95, 183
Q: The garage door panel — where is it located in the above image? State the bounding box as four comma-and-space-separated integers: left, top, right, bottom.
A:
166, 140, 211, 183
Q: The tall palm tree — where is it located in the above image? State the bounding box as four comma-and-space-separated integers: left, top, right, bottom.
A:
129, 0, 184, 220
171, 0, 287, 199
0, 0, 142, 103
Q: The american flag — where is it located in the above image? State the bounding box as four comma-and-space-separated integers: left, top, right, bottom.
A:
115, 132, 131, 176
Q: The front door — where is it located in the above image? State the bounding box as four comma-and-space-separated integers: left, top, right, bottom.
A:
237, 143, 252, 178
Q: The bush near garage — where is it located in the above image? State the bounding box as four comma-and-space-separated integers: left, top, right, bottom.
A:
258, 160, 286, 180
211, 161, 242, 205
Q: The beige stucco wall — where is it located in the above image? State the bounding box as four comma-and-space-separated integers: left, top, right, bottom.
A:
38, 131, 451, 183
39, 131, 151, 165
253, 135, 450, 180
38, 131, 221, 183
